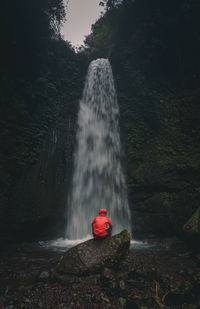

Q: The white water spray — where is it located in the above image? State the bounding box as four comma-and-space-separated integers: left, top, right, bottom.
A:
66, 59, 131, 240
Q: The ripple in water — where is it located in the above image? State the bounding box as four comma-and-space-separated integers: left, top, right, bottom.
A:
39, 238, 156, 252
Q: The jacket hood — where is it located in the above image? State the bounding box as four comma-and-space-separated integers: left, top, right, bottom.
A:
99, 208, 107, 216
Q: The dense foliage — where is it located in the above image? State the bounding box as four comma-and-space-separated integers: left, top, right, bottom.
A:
83, 0, 200, 236
1, 0, 200, 240
0, 0, 87, 240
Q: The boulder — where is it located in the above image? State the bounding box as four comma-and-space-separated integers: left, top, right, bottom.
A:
38, 271, 50, 281
55, 230, 130, 276
183, 207, 200, 236
183, 207, 200, 251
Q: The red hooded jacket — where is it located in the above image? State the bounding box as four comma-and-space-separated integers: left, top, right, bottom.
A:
92, 209, 112, 238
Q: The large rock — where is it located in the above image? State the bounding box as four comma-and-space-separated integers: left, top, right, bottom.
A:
183, 207, 200, 236
55, 230, 130, 276
183, 207, 200, 251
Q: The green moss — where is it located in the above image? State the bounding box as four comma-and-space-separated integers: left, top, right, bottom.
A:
183, 208, 200, 235
119, 297, 126, 307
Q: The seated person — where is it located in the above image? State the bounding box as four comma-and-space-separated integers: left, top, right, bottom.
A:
92, 208, 112, 239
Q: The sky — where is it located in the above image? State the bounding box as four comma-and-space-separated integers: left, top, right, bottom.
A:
61, 0, 105, 47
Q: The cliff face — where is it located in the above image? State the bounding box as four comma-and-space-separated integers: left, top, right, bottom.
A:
119, 88, 200, 237
0, 41, 88, 242
1, 102, 79, 242
0, 0, 88, 242
83, 0, 200, 238
116, 69, 200, 237
1, 0, 200, 241
0, 52, 88, 242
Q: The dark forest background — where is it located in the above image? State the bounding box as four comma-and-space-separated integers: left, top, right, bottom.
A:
0, 0, 200, 242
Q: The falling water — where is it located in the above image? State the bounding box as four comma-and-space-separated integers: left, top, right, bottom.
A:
66, 59, 131, 240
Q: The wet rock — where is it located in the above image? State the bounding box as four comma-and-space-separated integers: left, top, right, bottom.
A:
55, 230, 130, 276
100, 267, 118, 290
183, 207, 200, 235
39, 271, 50, 280
119, 297, 126, 307
4, 302, 14, 309
23, 297, 31, 303
4, 299, 19, 309
183, 207, 200, 251
119, 279, 126, 291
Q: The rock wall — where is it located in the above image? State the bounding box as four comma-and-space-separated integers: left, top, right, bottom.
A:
1, 107, 78, 243
82, 0, 200, 239
117, 86, 200, 238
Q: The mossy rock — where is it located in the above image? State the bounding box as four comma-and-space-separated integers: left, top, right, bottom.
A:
55, 230, 130, 276
133, 192, 170, 213
183, 207, 200, 236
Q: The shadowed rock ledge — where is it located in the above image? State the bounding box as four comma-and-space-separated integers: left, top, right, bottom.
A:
54, 230, 131, 278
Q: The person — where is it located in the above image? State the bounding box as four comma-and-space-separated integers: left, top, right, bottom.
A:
92, 208, 112, 239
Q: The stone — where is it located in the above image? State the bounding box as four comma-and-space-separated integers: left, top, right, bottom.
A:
183, 207, 200, 236
100, 267, 118, 289
119, 297, 126, 307
24, 297, 31, 304
119, 279, 126, 290
55, 230, 130, 276
38, 271, 50, 280
183, 208, 200, 251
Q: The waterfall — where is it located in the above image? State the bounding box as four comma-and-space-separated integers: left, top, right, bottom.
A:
66, 58, 131, 240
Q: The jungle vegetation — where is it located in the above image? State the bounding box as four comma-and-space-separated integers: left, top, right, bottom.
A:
83, 0, 200, 236
0, 0, 200, 239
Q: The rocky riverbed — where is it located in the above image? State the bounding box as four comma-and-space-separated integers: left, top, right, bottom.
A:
0, 238, 200, 309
